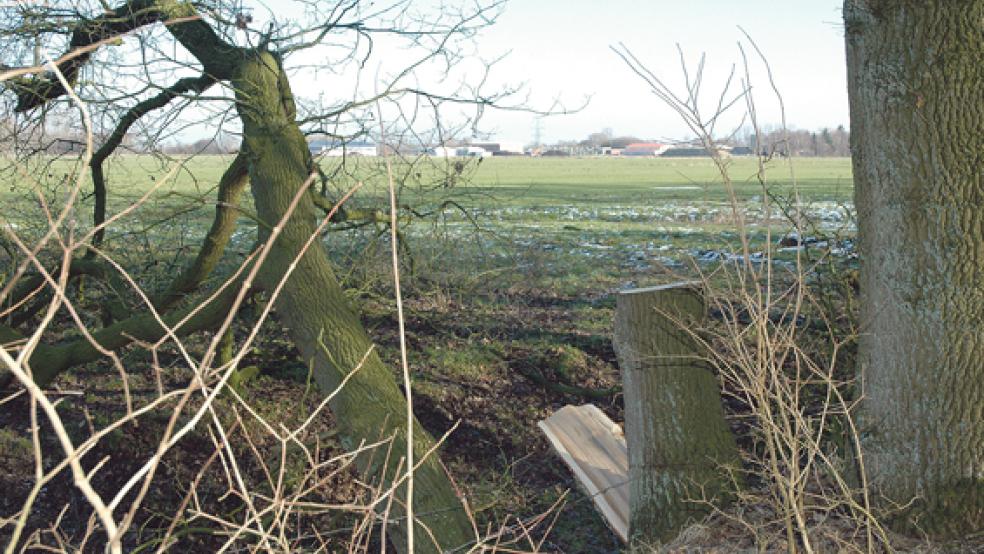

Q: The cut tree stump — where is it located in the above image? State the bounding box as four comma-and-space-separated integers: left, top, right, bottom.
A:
538, 404, 630, 542
614, 282, 741, 545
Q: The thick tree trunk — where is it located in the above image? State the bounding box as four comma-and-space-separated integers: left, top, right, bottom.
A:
614, 283, 740, 545
844, 0, 984, 537
233, 52, 473, 553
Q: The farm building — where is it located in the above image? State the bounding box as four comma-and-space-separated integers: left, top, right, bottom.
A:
494, 141, 526, 155
623, 142, 670, 156
307, 139, 378, 157
307, 140, 328, 155
320, 141, 379, 158
428, 145, 492, 158
469, 142, 501, 154
662, 144, 732, 157
428, 140, 524, 157
465, 141, 526, 155
428, 146, 458, 157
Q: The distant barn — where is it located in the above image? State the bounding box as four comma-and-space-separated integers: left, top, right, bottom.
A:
662, 144, 732, 158
427, 141, 525, 157
428, 145, 492, 158
469, 142, 500, 154
623, 142, 669, 157
308, 139, 378, 157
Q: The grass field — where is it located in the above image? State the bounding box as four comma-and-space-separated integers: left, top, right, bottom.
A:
1, 155, 857, 551
342, 156, 856, 295
4, 155, 856, 292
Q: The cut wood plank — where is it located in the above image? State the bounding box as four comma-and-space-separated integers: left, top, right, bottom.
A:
538, 404, 630, 543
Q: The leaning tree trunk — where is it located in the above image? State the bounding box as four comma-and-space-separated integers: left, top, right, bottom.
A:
844, 0, 984, 537
233, 52, 473, 553
5, 3, 475, 550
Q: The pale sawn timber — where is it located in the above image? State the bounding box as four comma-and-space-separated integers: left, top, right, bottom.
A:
538, 404, 630, 543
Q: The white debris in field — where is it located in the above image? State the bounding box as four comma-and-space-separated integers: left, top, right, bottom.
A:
446, 201, 855, 229
579, 242, 614, 250
689, 237, 856, 265
308, 198, 859, 274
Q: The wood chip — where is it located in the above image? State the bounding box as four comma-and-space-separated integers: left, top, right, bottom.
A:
538, 404, 629, 543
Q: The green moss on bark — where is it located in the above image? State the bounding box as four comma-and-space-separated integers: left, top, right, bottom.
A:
231, 52, 473, 553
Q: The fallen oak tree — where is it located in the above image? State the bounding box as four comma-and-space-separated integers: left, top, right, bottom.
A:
0, 0, 530, 550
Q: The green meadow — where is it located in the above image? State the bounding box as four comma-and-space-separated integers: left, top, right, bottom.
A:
2, 154, 857, 310
463, 156, 852, 203
322, 155, 857, 294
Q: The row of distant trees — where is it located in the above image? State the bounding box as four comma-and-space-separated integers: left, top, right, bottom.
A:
740, 125, 851, 157
573, 125, 851, 157
4, 119, 850, 158
0, 119, 138, 154
0, 118, 238, 155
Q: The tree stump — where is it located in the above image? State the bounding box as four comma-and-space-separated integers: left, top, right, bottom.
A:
614, 282, 740, 545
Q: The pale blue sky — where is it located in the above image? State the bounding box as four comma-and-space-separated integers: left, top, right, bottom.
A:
168, 0, 850, 145
467, 0, 849, 144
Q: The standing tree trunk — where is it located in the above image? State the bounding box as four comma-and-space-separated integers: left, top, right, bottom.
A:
844, 0, 984, 537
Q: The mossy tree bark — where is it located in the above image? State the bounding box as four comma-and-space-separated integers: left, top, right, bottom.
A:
234, 51, 473, 552
844, 0, 984, 537
152, 146, 249, 310
614, 283, 741, 545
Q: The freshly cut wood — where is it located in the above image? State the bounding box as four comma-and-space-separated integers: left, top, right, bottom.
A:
538, 404, 630, 543
614, 282, 740, 544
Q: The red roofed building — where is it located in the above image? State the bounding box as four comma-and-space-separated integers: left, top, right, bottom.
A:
623, 142, 670, 156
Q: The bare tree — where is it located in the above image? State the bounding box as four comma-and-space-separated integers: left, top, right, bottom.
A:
0, 1, 536, 551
